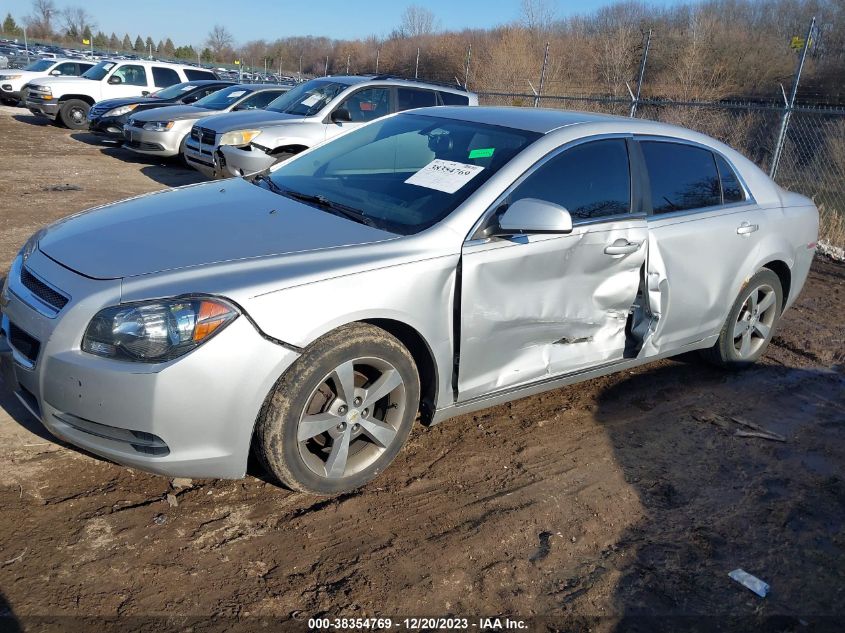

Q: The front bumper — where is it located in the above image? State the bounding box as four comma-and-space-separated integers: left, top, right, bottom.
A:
25, 96, 59, 118
87, 114, 129, 139
122, 125, 184, 157
0, 84, 22, 103
183, 137, 219, 178
219, 144, 277, 178
0, 250, 300, 479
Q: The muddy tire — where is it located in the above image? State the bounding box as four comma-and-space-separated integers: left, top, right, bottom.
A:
255, 323, 420, 495
58, 99, 90, 130
701, 269, 783, 369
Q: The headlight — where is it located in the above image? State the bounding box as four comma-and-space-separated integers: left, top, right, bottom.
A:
142, 120, 174, 132
29, 85, 51, 94
82, 296, 238, 362
219, 129, 261, 146
18, 228, 46, 262
104, 103, 137, 117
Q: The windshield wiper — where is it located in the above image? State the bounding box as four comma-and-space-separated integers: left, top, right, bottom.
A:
254, 177, 374, 227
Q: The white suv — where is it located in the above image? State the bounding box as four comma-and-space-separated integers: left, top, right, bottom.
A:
25, 59, 217, 129
1, 58, 95, 105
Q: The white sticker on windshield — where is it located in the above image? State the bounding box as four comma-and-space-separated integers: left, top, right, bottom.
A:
301, 94, 321, 107
181, 85, 197, 91
405, 159, 484, 194
227, 90, 246, 98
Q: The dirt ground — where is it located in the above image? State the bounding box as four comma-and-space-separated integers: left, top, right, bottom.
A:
0, 104, 844, 632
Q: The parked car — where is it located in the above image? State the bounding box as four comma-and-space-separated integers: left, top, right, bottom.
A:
184, 75, 476, 178
0, 107, 817, 495
24, 59, 218, 129
122, 83, 291, 160
87, 80, 235, 140
0, 58, 94, 105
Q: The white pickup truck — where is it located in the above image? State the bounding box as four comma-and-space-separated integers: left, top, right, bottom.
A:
1, 58, 95, 105
24, 58, 217, 129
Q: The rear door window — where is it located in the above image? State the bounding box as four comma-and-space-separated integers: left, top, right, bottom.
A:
339, 87, 391, 122
397, 88, 437, 111
152, 66, 180, 87
235, 90, 282, 110
715, 154, 746, 204
54, 62, 78, 76
184, 69, 217, 81
641, 141, 721, 214
438, 91, 470, 106
507, 138, 631, 221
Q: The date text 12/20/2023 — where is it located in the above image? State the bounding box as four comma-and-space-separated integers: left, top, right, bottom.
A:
307, 617, 529, 630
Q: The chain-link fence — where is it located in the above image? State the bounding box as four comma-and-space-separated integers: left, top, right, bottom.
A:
476, 90, 845, 253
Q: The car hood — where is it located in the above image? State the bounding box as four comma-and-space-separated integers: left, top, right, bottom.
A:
38, 177, 396, 279
132, 104, 214, 122
28, 75, 91, 88
194, 110, 302, 133
94, 96, 166, 110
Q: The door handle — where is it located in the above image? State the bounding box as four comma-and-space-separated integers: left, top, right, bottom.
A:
737, 222, 759, 236
604, 239, 642, 256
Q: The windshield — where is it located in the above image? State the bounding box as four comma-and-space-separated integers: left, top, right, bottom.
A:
193, 85, 252, 110
81, 61, 116, 81
266, 79, 348, 115
152, 82, 199, 100
263, 113, 540, 235
25, 59, 54, 72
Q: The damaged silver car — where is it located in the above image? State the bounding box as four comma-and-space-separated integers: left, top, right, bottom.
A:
0, 107, 818, 495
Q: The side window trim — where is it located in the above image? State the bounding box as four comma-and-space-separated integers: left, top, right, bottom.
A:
632, 135, 755, 219
468, 133, 639, 241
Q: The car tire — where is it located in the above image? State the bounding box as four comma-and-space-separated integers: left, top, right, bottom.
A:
701, 269, 783, 369
255, 323, 420, 495
58, 99, 90, 130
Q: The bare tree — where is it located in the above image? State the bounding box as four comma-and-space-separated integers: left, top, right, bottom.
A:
61, 6, 95, 40
398, 5, 439, 38
24, 0, 57, 38
519, 0, 557, 36
206, 24, 235, 58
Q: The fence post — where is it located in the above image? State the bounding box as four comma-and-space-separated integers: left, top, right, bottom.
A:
630, 29, 651, 118
324, 55, 329, 76
464, 44, 472, 89
375, 48, 380, 74
415, 47, 420, 79
534, 42, 549, 108
770, 16, 815, 178
346, 54, 350, 74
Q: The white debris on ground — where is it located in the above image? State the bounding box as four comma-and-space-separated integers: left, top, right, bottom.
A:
818, 240, 845, 262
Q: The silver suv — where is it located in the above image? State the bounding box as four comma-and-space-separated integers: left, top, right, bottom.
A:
183, 75, 477, 178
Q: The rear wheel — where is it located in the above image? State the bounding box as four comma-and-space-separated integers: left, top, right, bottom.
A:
58, 99, 90, 130
701, 269, 782, 369
255, 323, 420, 495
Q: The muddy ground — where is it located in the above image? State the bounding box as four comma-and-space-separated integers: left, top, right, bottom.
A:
0, 104, 843, 632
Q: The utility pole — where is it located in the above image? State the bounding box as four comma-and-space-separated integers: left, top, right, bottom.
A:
23, 27, 29, 62
414, 47, 420, 79
324, 55, 329, 76
299, 55, 303, 81
346, 54, 350, 74
375, 48, 380, 73
770, 16, 816, 178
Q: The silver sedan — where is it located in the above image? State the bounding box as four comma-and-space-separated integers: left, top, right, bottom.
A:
0, 107, 818, 495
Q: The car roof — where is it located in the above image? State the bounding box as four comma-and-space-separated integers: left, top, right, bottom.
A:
96, 58, 213, 70
228, 83, 292, 91
321, 74, 472, 95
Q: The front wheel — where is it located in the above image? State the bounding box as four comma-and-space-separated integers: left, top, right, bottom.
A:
58, 99, 90, 130
255, 323, 420, 495
701, 269, 783, 369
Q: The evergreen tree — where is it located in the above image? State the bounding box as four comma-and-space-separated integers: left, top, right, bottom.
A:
82, 25, 93, 42
201, 47, 214, 62
163, 38, 176, 56
133, 35, 144, 51
93, 31, 108, 49
109, 33, 119, 50
122, 33, 132, 50
156, 39, 164, 54
3, 12, 20, 36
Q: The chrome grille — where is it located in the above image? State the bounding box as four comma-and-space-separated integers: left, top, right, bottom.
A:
191, 126, 216, 145
21, 267, 69, 311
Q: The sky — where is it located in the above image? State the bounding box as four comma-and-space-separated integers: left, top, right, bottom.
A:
4, 0, 682, 46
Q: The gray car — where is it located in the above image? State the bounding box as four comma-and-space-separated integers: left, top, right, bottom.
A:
0, 107, 818, 495
123, 84, 290, 159
184, 75, 477, 178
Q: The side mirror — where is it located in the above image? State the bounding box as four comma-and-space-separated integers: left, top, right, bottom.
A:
108, 75, 122, 85
491, 198, 573, 236
331, 107, 352, 123
50, 69, 61, 75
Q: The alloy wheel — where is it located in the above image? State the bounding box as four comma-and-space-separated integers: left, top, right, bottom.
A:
732, 283, 777, 359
